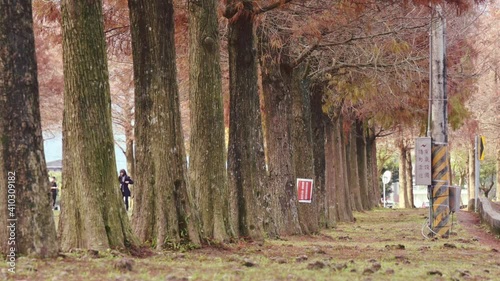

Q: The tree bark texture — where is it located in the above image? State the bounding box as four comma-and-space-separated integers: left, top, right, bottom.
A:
189, 0, 229, 242
0, 0, 58, 257
405, 148, 414, 208
468, 145, 475, 201
332, 116, 353, 222
310, 89, 327, 227
290, 66, 319, 233
260, 41, 301, 237
366, 132, 380, 207
324, 119, 339, 226
59, 0, 138, 251
398, 143, 410, 208
226, 6, 267, 240
128, 0, 200, 248
355, 120, 372, 210
124, 106, 135, 179
347, 125, 363, 212
497, 149, 500, 201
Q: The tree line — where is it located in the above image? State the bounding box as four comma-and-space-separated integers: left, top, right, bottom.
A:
0, 0, 487, 258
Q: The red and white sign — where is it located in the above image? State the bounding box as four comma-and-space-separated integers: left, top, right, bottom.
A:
297, 178, 314, 203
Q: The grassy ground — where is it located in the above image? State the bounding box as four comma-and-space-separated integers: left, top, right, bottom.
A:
5, 208, 500, 281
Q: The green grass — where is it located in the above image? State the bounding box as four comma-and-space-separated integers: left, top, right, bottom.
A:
8, 208, 500, 281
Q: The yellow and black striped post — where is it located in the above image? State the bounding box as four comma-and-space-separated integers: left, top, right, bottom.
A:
430, 144, 451, 236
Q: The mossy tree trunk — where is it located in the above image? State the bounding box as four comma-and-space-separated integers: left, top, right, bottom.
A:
225, 4, 267, 240
0, 0, 58, 257
290, 66, 319, 234
260, 43, 302, 237
59, 0, 138, 251
188, 0, 230, 242
128, 0, 200, 248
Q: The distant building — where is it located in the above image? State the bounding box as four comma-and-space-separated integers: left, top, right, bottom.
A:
46, 159, 62, 172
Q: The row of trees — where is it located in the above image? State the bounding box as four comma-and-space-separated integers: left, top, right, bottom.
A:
1, 0, 490, 257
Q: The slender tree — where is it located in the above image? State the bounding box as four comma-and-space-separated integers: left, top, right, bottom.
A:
58, 0, 138, 251
128, 0, 200, 248
188, 0, 230, 242
0, 0, 58, 257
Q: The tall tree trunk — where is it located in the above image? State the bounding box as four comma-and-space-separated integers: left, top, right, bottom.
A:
128, 0, 200, 248
366, 130, 379, 207
324, 119, 339, 226
398, 142, 410, 208
497, 149, 500, 202
226, 6, 267, 240
189, 0, 229, 243
124, 105, 135, 179
290, 66, 319, 234
310, 89, 327, 227
259, 32, 301, 237
406, 149, 414, 208
333, 116, 353, 221
355, 120, 371, 210
468, 144, 475, 203
347, 126, 363, 212
0, 0, 58, 257
59, 0, 138, 251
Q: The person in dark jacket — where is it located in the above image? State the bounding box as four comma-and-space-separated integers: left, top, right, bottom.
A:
118, 169, 134, 211
50, 176, 58, 210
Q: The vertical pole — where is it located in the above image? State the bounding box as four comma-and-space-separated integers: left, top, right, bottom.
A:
429, 4, 450, 237
474, 135, 479, 212
383, 183, 386, 208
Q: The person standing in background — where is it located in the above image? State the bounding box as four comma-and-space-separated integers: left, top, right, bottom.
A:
118, 169, 134, 211
50, 176, 58, 210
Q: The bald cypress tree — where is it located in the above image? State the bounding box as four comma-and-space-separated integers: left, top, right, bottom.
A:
0, 0, 58, 257
58, 0, 138, 251
188, 0, 230, 242
129, 0, 200, 248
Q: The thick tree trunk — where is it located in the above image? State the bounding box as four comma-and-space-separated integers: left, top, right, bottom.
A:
347, 126, 363, 212
260, 58, 302, 236
333, 116, 354, 221
59, 0, 138, 251
226, 7, 267, 240
355, 121, 372, 210
128, 0, 200, 248
0, 0, 58, 257
188, 0, 229, 243
290, 66, 319, 234
310, 89, 327, 227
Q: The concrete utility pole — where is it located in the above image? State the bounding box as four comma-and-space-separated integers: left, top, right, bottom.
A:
429, 4, 451, 237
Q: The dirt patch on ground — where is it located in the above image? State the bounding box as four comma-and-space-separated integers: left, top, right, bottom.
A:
456, 209, 500, 250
